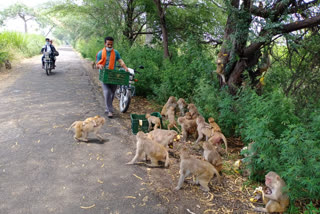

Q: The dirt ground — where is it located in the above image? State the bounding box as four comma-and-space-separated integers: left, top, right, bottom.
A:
117, 98, 260, 214
81, 57, 263, 214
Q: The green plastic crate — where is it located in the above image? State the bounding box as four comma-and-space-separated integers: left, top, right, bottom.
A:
99, 69, 129, 85
131, 112, 163, 135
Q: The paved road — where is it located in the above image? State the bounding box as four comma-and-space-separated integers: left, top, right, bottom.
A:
0, 46, 167, 214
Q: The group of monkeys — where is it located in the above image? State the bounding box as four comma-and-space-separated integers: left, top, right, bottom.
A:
128, 97, 227, 192
67, 96, 290, 213
128, 96, 290, 213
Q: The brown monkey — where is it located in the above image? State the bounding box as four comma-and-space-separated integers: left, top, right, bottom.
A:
91, 61, 96, 69
208, 117, 221, 133
127, 131, 170, 167
161, 96, 177, 116
68, 116, 106, 142
166, 106, 180, 132
177, 114, 197, 141
214, 52, 227, 84
147, 129, 178, 148
175, 148, 221, 192
202, 142, 223, 173
145, 113, 161, 131
254, 171, 289, 213
196, 116, 214, 143
184, 112, 193, 120
259, 1, 263, 9
259, 54, 271, 73
5, 60, 12, 70
187, 103, 199, 119
177, 98, 188, 116
208, 132, 228, 154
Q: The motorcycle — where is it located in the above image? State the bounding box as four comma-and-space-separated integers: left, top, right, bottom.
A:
43, 52, 53, 76
115, 66, 144, 113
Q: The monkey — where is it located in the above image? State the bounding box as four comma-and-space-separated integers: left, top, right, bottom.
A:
91, 61, 96, 69
127, 131, 170, 167
175, 147, 221, 192
195, 116, 214, 143
259, 53, 271, 73
202, 142, 223, 173
68, 115, 106, 142
184, 112, 193, 120
145, 113, 161, 131
208, 132, 228, 154
5, 60, 11, 70
254, 171, 289, 213
166, 106, 180, 132
187, 103, 199, 119
258, 1, 263, 9
68, 120, 83, 140
208, 117, 221, 133
177, 113, 197, 141
161, 96, 177, 116
147, 129, 178, 148
177, 98, 188, 116
214, 52, 227, 85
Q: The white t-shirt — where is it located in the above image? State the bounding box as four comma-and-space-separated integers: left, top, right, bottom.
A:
42, 44, 52, 53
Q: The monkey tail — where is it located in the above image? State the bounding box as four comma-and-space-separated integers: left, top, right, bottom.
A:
174, 125, 181, 134
211, 165, 221, 184
221, 133, 228, 155
164, 150, 170, 168
68, 121, 78, 132
213, 70, 226, 84
74, 122, 83, 138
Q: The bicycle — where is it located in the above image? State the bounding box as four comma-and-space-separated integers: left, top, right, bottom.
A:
115, 66, 144, 113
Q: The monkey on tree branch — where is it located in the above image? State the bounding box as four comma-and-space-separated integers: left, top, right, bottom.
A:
212, 0, 320, 94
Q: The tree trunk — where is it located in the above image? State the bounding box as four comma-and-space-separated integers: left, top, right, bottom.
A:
153, 0, 170, 59
24, 21, 28, 33
123, 0, 135, 46
216, 0, 320, 94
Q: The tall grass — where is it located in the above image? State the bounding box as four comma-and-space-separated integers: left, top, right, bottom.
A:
0, 31, 45, 64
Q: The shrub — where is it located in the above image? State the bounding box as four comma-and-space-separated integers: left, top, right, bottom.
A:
0, 31, 44, 63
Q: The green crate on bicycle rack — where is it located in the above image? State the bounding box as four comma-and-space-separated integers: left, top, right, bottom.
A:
130, 112, 163, 135
99, 69, 129, 85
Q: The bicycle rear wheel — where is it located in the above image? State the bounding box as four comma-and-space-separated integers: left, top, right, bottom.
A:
119, 89, 131, 113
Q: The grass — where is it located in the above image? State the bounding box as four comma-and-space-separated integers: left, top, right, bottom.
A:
0, 31, 45, 64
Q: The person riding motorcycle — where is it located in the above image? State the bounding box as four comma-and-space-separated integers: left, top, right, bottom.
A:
49, 39, 57, 68
41, 38, 57, 69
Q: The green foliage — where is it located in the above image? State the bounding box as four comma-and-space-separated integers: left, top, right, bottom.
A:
303, 202, 320, 214
237, 88, 299, 139
0, 31, 44, 64
75, 37, 103, 60
236, 88, 320, 202
47, 0, 320, 210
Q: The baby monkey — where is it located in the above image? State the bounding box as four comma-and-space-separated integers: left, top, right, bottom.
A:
208, 117, 221, 133
177, 98, 187, 116
145, 113, 161, 131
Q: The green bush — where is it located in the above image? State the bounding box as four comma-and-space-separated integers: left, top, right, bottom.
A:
71, 34, 320, 209
0, 31, 44, 63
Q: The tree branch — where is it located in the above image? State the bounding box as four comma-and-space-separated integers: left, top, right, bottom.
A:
200, 38, 223, 45
209, 0, 226, 10
250, 0, 319, 19
280, 15, 320, 33
244, 15, 320, 57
